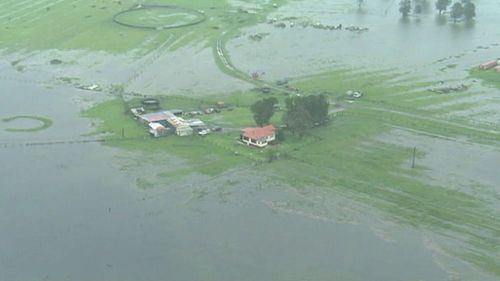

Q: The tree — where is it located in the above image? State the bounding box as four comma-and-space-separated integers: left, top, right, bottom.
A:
399, 0, 412, 17
283, 94, 329, 136
250, 97, 278, 127
450, 2, 464, 23
284, 98, 312, 137
357, 0, 364, 9
414, 0, 430, 13
414, 4, 422, 14
435, 0, 451, 14
463, 1, 475, 21
303, 94, 329, 125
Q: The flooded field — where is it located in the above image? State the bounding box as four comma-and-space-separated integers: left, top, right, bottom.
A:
227, 0, 500, 80
1, 0, 500, 280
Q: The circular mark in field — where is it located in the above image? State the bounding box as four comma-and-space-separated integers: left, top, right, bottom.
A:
113, 4, 206, 30
2, 115, 53, 132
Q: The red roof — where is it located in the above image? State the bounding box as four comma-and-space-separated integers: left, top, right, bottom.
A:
241, 125, 275, 140
140, 111, 173, 123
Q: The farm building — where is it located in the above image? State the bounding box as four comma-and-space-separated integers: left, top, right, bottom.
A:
148, 122, 170, 137
138, 111, 173, 125
240, 125, 276, 148
175, 125, 193, 136
137, 110, 193, 136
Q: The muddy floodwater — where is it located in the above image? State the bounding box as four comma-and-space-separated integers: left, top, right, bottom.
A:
1, 0, 500, 280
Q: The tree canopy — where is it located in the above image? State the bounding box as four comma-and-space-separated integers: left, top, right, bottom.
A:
399, 0, 412, 17
283, 94, 329, 136
450, 2, 464, 23
357, 0, 364, 9
435, 0, 451, 14
463, 1, 476, 21
250, 97, 278, 127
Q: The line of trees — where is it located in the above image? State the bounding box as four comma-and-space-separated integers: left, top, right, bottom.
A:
398, 0, 428, 17
435, 0, 475, 22
396, 0, 475, 22
250, 94, 329, 136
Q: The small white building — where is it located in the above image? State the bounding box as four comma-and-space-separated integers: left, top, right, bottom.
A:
148, 122, 169, 137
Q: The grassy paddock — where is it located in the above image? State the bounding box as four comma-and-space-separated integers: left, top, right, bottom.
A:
83, 95, 277, 176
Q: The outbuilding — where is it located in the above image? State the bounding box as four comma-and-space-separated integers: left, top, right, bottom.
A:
176, 125, 193, 136
138, 111, 173, 125
148, 122, 169, 137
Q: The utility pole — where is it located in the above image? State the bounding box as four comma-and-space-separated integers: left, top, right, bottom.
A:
411, 146, 416, 169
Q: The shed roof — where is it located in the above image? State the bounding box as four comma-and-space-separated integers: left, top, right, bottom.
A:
140, 111, 173, 123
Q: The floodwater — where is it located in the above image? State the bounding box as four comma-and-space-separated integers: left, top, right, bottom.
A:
377, 129, 500, 207
0, 44, 250, 97
227, 0, 500, 81
2, 0, 500, 280
0, 65, 468, 281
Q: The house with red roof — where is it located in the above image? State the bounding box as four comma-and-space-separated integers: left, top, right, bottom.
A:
240, 125, 276, 148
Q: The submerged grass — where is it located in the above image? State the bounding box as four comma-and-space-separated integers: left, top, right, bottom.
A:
0, 0, 287, 53
283, 70, 500, 276
470, 68, 500, 90
2, 115, 53, 132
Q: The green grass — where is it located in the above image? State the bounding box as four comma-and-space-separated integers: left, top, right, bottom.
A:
2, 115, 53, 132
83, 95, 274, 176
470, 68, 500, 90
